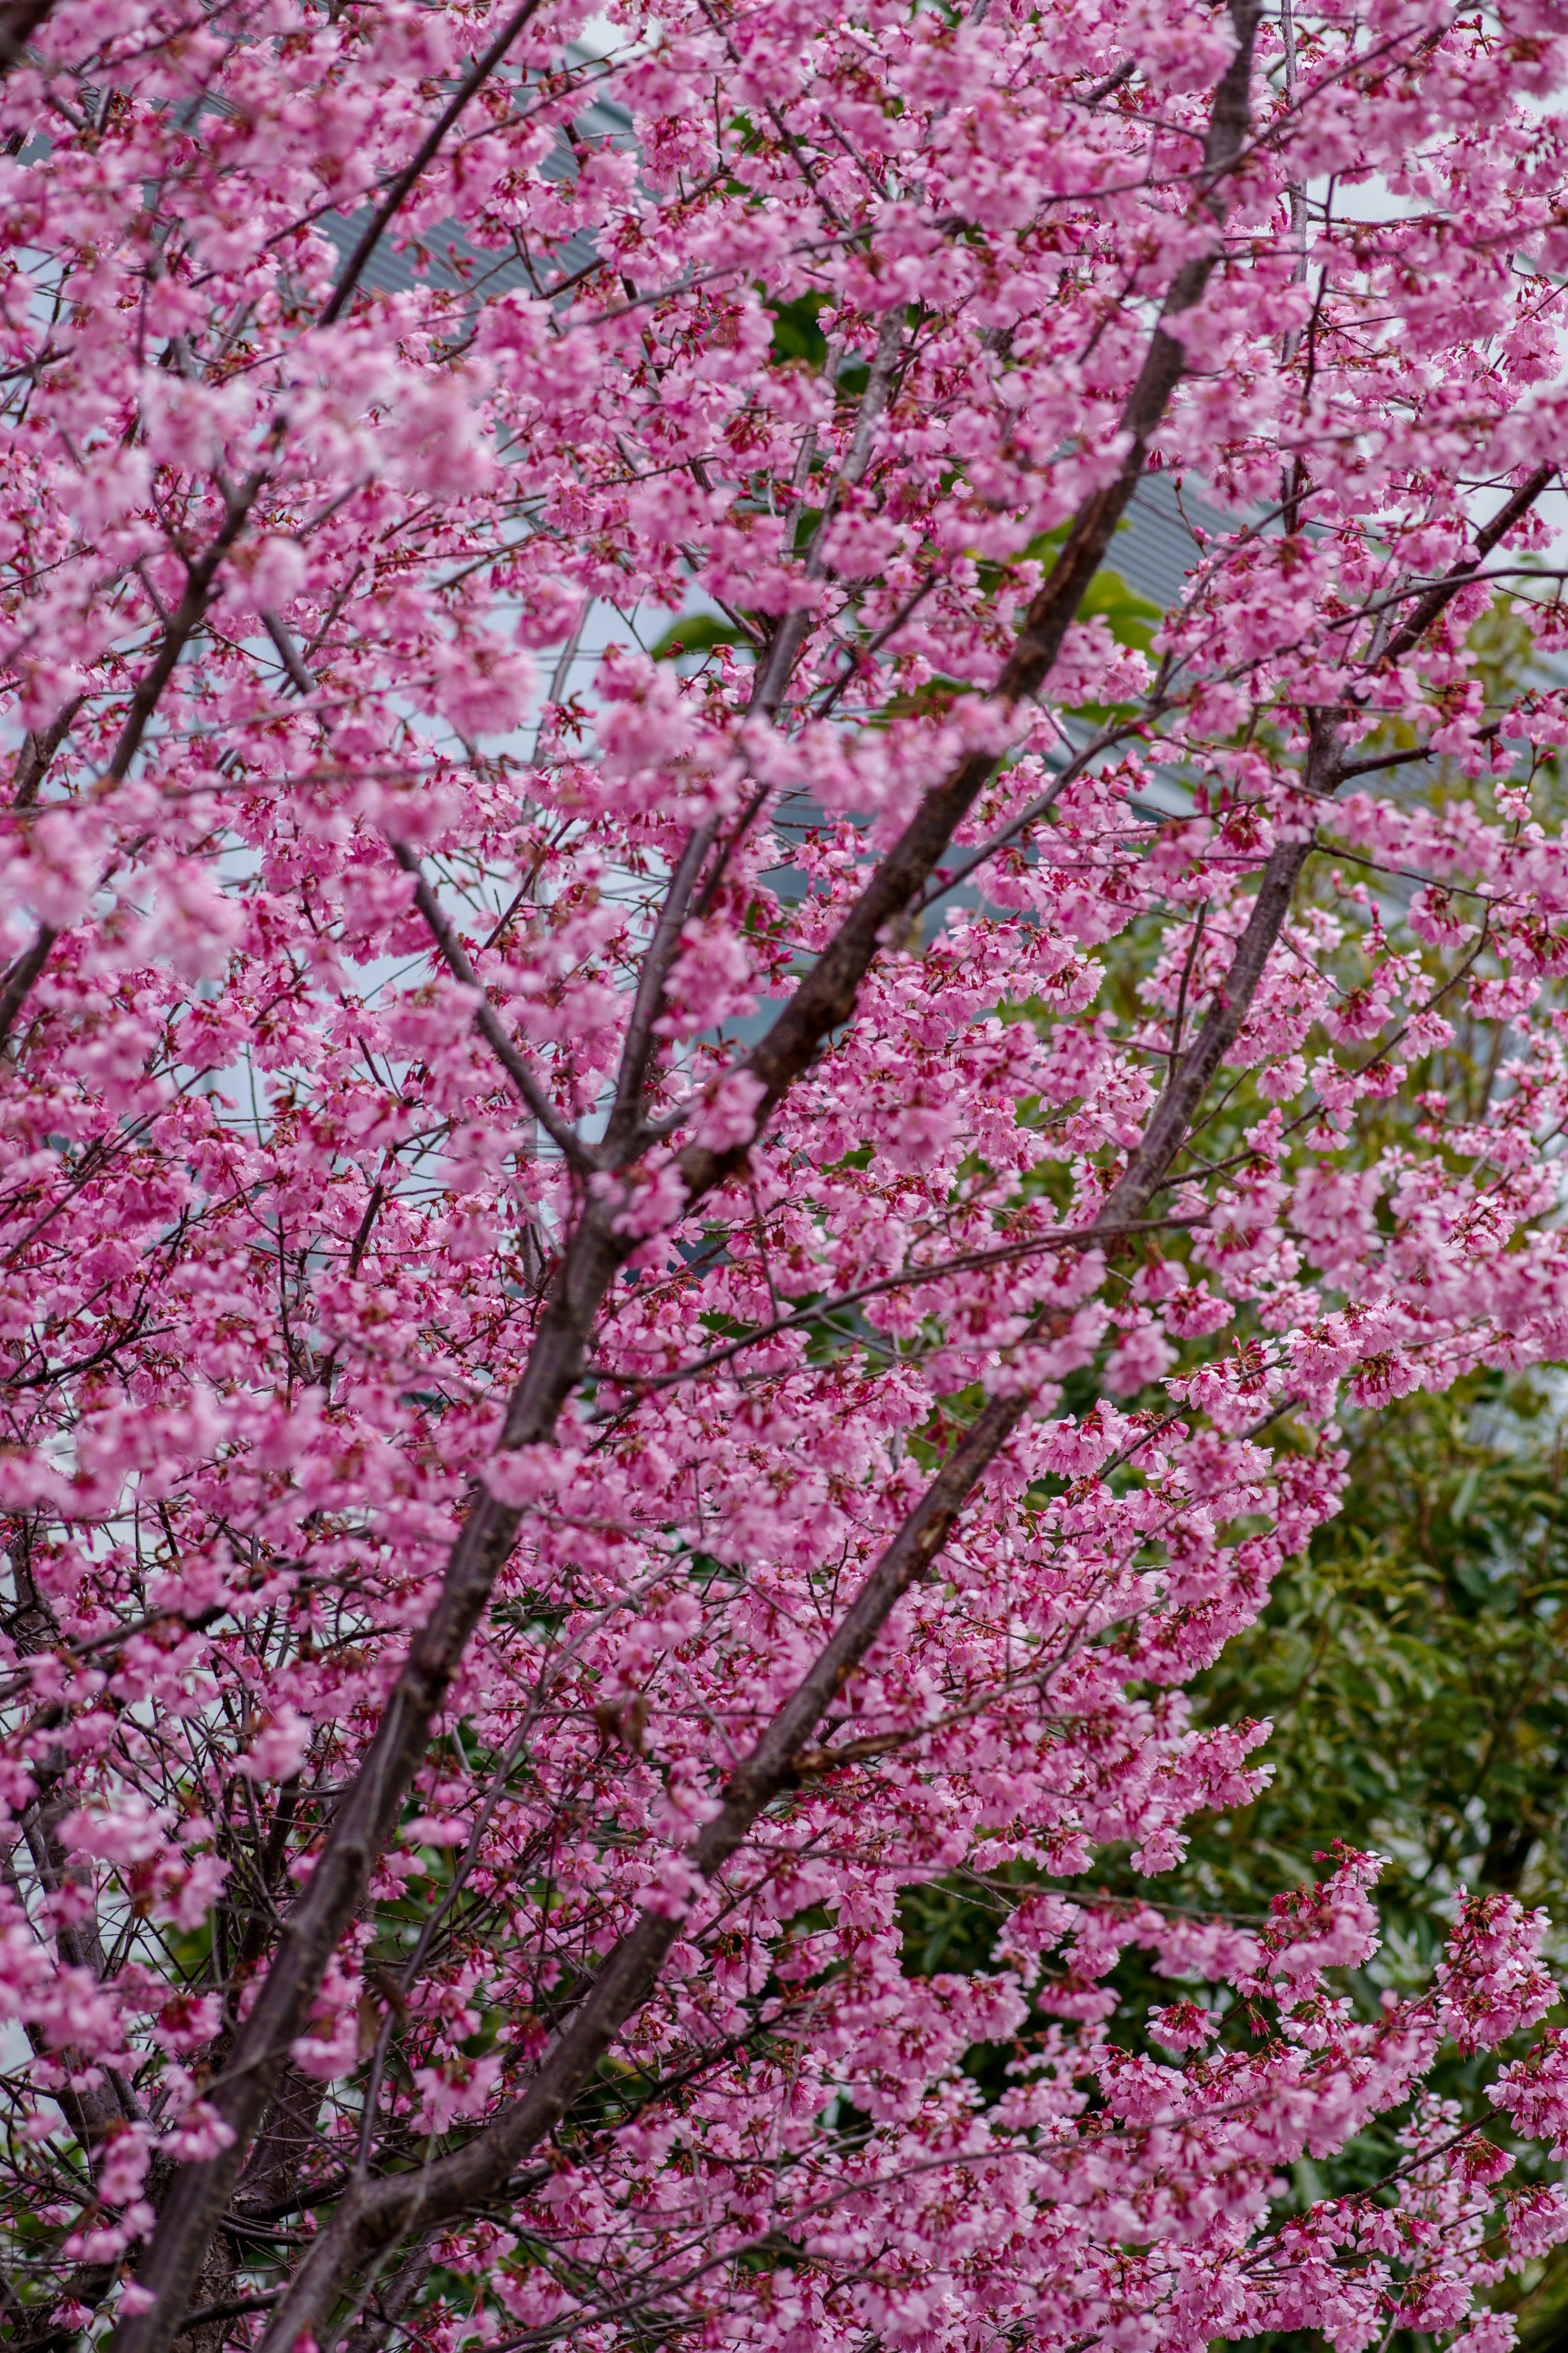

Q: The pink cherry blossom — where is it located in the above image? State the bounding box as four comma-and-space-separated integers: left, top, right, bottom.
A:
1, 0, 1568, 2349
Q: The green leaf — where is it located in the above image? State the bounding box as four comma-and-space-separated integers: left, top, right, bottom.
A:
767, 290, 827, 369
648, 612, 744, 660
1077, 564, 1161, 653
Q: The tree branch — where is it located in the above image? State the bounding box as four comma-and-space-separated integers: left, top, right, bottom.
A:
246, 643, 1310, 2353
0, 0, 53, 73
590, 1211, 1201, 1409
2, 484, 267, 1048
746, 303, 906, 721
107, 480, 265, 787
602, 821, 717, 1158
11, 695, 85, 810
670, 1, 1264, 1194
1372, 465, 1556, 671
0, 926, 58, 1053
389, 844, 595, 1173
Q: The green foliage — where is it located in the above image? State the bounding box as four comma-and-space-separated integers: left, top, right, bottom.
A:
1177, 1382, 1568, 2346
766, 290, 828, 370
973, 519, 1160, 651
1076, 561, 1162, 655
1187, 1377, 1568, 1940
647, 611, 744, 660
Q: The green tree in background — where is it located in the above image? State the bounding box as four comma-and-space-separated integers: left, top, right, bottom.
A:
1192, 1380, 1568, 1940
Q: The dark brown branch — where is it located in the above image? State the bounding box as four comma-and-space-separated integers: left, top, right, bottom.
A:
2, 484, 267, 1047
263, 618, 581, 1166
1372, 465, 1556, 671
1, 700, 89, 1053
0, 0, 53, 72
915, 709, 1148, 914
603, 821, 717, 1155
249, 1389, 1035, 2353
107, 481, 265, 787
11, 696, 85, 809
0, 926, 58, 1052
590, 1211, 1201, 1408
1102, 839, 1320, 1227
746, 305, 907, 720
247, 613, 1308, 2353
172, 2297, 282, 2338
669, 3, 1264, 1193
1337, 719, 1500, 781
1080, 57, 1135, 105
347, 1183, 386, 1279
389, 844, 595, 1171
0, 1609, 227, 1703
338, 2232, 439, 2353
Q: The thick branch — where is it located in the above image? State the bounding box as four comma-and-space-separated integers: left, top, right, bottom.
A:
618, 311, 907, 1077
248, 647, 1311, 2353
107, 484, 264, 786
672, 1, 1263, 1195
0, 927, 58, 1053
251, 1391, 1030, 2353
0, 0, 53, 72
12, 696, 85, 810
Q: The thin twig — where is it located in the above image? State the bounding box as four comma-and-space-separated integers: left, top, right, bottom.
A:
389, 845, 595, 1172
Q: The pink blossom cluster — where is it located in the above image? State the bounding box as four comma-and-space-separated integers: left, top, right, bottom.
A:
2, 0, 1568, 2350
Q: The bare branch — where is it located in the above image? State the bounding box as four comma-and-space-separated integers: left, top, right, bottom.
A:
389, 843, 595, 1173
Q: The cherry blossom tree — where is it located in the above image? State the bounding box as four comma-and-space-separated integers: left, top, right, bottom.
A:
5, 0, 1568, 2349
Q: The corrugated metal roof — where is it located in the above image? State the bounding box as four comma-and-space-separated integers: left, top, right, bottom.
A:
317, 207, 597, 303
1114, 472, 1240, 612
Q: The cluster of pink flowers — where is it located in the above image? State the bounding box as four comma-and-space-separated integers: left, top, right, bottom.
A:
3, 0, 1568, 2348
